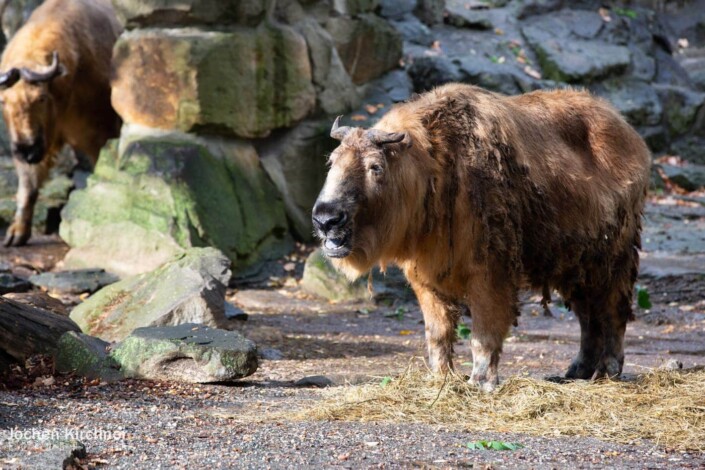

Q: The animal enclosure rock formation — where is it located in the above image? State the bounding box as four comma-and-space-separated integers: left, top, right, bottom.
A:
61, 127, 291, 277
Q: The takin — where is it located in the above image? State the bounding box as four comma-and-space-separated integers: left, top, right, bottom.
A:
312, 83, 651, 391
0, 0, 121, 246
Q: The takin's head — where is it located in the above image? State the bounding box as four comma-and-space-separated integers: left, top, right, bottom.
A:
0, 51, 65, 164
312, 117, 423, 278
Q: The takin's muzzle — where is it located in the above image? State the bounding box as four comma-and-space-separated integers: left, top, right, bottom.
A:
311, 199, 352, 258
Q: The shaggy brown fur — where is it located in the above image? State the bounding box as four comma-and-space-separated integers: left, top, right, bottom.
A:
0, 0, 121, 246
313, 83, 651, 391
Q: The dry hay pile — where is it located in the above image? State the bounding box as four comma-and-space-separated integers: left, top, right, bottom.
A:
299, 363, 705, 450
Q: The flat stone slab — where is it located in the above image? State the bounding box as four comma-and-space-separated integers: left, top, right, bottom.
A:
110, 323, 258, 383
29, 269, 118, 295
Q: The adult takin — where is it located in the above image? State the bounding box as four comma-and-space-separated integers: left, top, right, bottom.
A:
312, 83, 651, 391
0, 0, 121, 246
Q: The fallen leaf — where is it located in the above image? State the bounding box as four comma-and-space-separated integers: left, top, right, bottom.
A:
523, 65, 542, 79
598, 7, 612, 22
283, 262, 296, 272
365, 104, 378, 114
399, 330, 414, 336
351, 114, 367, 122
678, 38, 689, 49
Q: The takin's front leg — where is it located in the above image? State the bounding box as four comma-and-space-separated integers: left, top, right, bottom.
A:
413, 285, 460, 374
4, 157, 49, 247
467, 280, 518, 392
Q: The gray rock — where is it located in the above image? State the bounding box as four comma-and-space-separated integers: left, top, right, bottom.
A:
445, 7, 493, 30
379, 0, 417, 20
110, 323, 258, 383
331, 0, 379, 15
259, 347, 284, 360
258, 120, 336, 241
0, 273, 30, 295
0, 261, 10, 272
295, 375, 334, 387
29, 269, 118, 295
415, 0, 445, 26
595, 80, 663, 127
391, 14, 435, 46
523, 20, 631, 83
56, 332, 124, 382
3, 292, 69, 316
670, 136, 705, 165
295, 18, 360, 115
301, 249, 370, 302
111, 0, 257, 28
326, 14, 403, 84
456, 56, 532, 95
638, 126, 669, 153
408, 55, 463, 92
301, 249, 413, 303
225, 302, 248, 321
660, 163, 705, 191
70, 248, 232, 342
513, 0, 563, 20
654, 84, 705, 136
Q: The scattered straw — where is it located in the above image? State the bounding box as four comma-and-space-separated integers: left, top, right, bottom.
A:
296, 362, 705, 450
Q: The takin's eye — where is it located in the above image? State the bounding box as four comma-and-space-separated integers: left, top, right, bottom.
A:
368, 163, 383, 176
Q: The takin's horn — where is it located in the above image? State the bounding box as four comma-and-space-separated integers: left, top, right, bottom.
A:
20, 51, 63, 83
0, 68, 20, 89
366, 129, 408, 146
330, 115, 353, 141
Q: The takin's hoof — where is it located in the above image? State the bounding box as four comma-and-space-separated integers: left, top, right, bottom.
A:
469, 374, 498, 392
3, 225, 30, 247
565, 358, 596, 380
590, 356, 623, 380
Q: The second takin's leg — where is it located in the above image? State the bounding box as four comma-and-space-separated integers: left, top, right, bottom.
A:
4, 157, 49, 247
591, 283, 633, 379
413, 285, 460, 373
467, 279, 518, 392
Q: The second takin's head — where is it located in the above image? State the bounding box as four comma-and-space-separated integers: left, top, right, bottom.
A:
0, 51, 65, 164
312, 116, 415, 276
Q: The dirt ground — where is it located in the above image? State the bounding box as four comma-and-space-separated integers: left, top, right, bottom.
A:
1, 196, 705, 469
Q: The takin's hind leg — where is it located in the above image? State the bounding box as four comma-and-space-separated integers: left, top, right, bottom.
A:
467, 281, 517, 392
414, 286, 461, 373
565, 297, 604, 379
591, 287, 630, 379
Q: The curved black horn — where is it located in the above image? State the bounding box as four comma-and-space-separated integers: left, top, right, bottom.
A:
19, 51, 62, 83
366, 129, 408, 146
0, 68, 20, 89
330, 115, 353, 141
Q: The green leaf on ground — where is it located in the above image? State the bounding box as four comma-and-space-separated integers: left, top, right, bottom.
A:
636, 286, 652, 309
466, 440, 523, 451
380, 377, 392, 387
456, 324, 472, 340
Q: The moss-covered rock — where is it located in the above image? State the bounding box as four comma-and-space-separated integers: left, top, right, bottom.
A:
60, 126, 292, 278
110, 323, 257, 383
654, 84, 705, 137
111, 25, 315, 138
326, 14, 403, 84
70, 248, 232, 342
55, 332, 123, 382
111, 0, 265, 28
301, 249, 369, 302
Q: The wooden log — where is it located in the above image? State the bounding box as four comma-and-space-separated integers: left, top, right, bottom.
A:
0, 297, 80, 366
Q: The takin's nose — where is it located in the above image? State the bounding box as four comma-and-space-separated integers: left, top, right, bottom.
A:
312, 202, 348, 235
12, 139, 44, 164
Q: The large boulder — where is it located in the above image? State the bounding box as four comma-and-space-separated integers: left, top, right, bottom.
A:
258, 120, 336, 240
294, 18, 360, 115
595, 79, 663, 127
70, 248, 232, 342
60, 127, 292, 278
110, 323, 258, 383
111, 24, 316, 138
111, 0, 265, 28
326, 14, 403, 84
522, 11, 632, 83
654, 84, 705, 136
